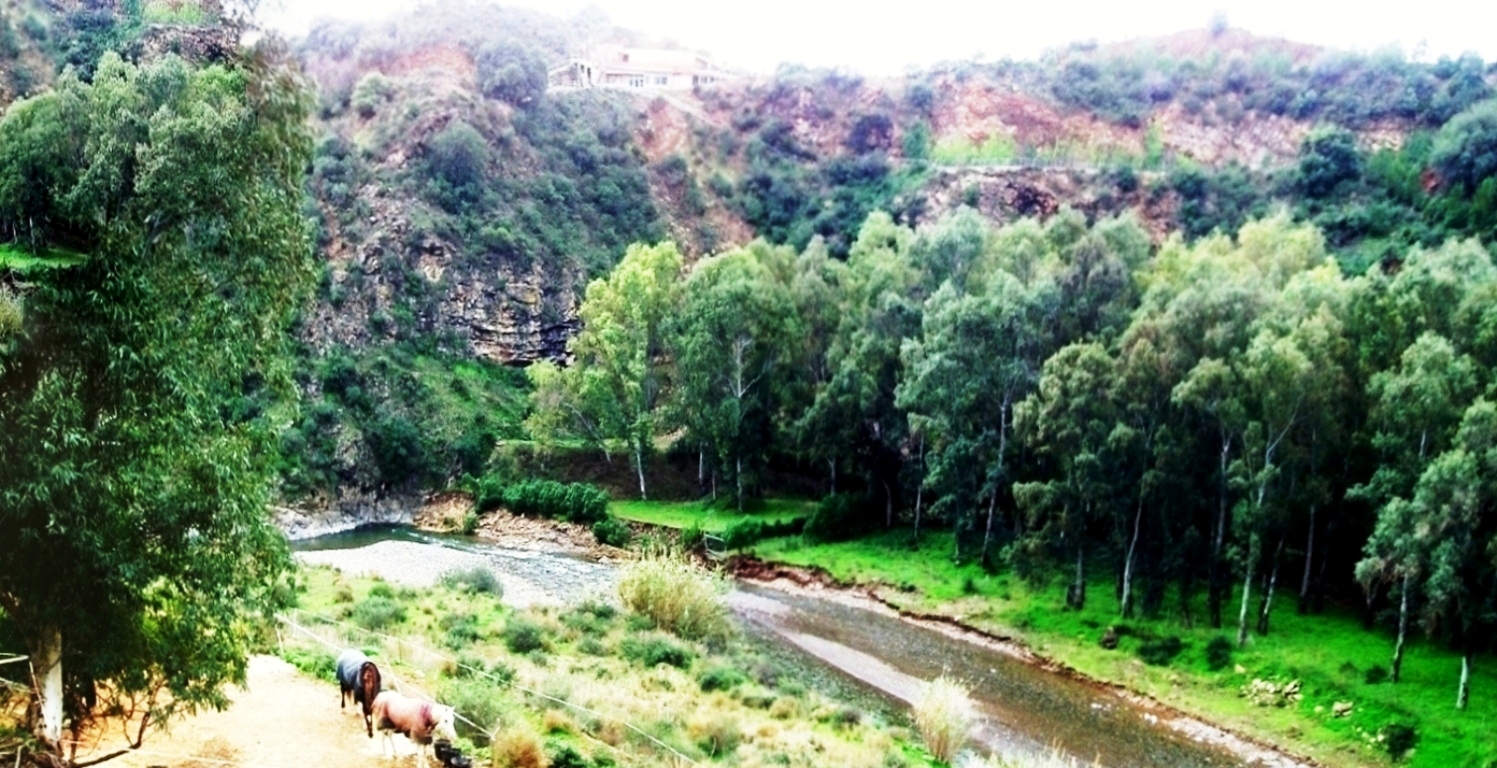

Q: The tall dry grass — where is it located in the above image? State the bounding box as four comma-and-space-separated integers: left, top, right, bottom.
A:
913, 674, 974, 764
616, 550, 729, 641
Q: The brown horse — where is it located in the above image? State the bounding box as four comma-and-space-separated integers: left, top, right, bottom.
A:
372, 690, 458, 768
335, 648, 383, 737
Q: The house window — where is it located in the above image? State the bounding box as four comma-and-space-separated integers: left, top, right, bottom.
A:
629, 76, 644, 88
655, 76, 668, 85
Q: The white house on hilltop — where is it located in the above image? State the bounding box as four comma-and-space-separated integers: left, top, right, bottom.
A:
548, 47, 738, 91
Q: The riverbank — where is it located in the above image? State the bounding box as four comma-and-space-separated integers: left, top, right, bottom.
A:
741, 528, 1497, 768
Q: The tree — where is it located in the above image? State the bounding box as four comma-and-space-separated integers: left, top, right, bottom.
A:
1353, 333, 1478, 681
0, 51, 313, 758
563, 242, 682, 499
899, 273, 1054, 568
671, 243, 798, 509
1296, 127, 1363, 198
1402, 401, 1497, 709
1430, 99, 1497, 194
477, 41, 549, 108
1014, 342, 1124, 610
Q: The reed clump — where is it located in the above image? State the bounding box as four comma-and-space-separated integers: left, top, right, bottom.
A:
616, 550, 729, 642
913, 674, 974, 764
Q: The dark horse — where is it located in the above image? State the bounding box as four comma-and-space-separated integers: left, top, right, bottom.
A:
335, 648, 383, 738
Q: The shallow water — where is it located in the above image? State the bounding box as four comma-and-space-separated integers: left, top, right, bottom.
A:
294, 525, 1259, 767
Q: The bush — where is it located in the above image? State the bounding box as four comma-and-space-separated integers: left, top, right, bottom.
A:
1382, 722, 1418, 760
281, 646, 337, 679
697, 665, 746, 693
546, 740, 591, 768
351, 596, 407, 631
592, 516, 632, 547
461, 511, 481, 535
562, 600, 617, 636
1364, 665, 1389, 684
1137, 636, 1184, 667
492, 478, 610, 524
688, 713, 741, 757
439, 678, 506, 745
720, 516, 805, 550
441, 612, 484, 650
620, 634, 693, 669
492, 725, 547, 768
1205, 636, 1233, 671
504, 618, 548, 654
802, 493, 874, 543
914, 675, 973, 764
441, 567, 504, 597
617, 552, 729, 641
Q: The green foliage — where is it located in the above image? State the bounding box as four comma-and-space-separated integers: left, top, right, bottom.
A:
350, 72, 396, 118
719, 516, 804, 549
592, 515, 633, 547
802, 494, 875, 544
1204, 636, 1233, 671
441, 567, 504, 597
697, 665, 746, 692
478, 41, 549, 107
1297, 127, 1362, 198
620, 634, 693, 669
617, 552, 729, 641
1136, 636, 1184, 666
1431, 99, 1497, 194
0, 50, 313, 744
352, 595, 409, 630
1382, 722, 1418, 761
483, 479, 611, 523
503, 617, 548, 654
427, 119, 491, 192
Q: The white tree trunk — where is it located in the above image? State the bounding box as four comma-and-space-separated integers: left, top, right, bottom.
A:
1239, 562, 1251, 646
1392, 572, 1410, 683
32, 628, 63, 748
1121, 497, 1143, 618
634, 442, 648, 500
1458, 649, 1471, 710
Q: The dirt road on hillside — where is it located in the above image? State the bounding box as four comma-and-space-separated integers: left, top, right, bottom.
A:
71, 656, 424, 768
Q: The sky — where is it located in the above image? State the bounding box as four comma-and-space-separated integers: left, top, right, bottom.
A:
260, 0, 1497, 75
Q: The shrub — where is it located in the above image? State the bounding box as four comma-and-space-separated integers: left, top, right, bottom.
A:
1382, 722, 1418, 760
441, 567, 504, 597
492, 725, 547, 768
1364, 665, 1389, 684
496, 478, 610, 523
461, 511, 481, 535
1205, 636, 1233, 671
562, 601, 616, 636
697, 665, 746, 693
592, 516, 632, 547
441, 613, 483, 650
688, 713, 741, 757
351, 596, 406, 631
1137, 636, 1184, 666
914, 675, 973, 764
620, 635, 693, 669
281, 645, 336, 679
546, 740, 590, 768
504, 618, 548, 654
720, 516, 805, 550
617, 552, 729, 641
368, 582, 396, 599
802, 493, 874, 543
439, 678, 506, 745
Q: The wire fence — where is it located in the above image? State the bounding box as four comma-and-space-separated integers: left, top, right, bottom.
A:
277, 610, 699, 765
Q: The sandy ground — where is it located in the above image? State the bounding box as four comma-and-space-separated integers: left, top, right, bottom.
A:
70, 656, 428, 768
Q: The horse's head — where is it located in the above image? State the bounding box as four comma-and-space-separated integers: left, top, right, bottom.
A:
431, 704, 458, 742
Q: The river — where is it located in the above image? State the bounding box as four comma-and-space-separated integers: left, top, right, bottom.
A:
291, 525, 1292, 768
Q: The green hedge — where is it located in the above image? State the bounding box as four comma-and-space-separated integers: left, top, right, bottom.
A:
471, 476, 609, 524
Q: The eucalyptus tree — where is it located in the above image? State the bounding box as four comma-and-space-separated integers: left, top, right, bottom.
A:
564, 241, 683, 499
898, 272, 1056, 568
1401, 400, 1497, 709
672, 242, 799, 509
1013, 342, 1125, 610
0, 51, 313, 755
796, 212, 917, 516
1354, 333, 1479, 681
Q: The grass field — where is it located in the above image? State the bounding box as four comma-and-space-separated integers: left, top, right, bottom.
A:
610, 498, 817, 533
284, 562, 944, 767
0, 244, 85, 273
749, 528, 1497, 768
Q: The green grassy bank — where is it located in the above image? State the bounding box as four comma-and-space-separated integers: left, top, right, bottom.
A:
745, 529, 1497, 768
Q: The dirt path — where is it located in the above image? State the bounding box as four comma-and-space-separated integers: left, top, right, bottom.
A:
71, 656, 424, 768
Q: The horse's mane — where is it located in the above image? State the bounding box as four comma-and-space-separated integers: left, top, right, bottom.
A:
359, 661, 382, 713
